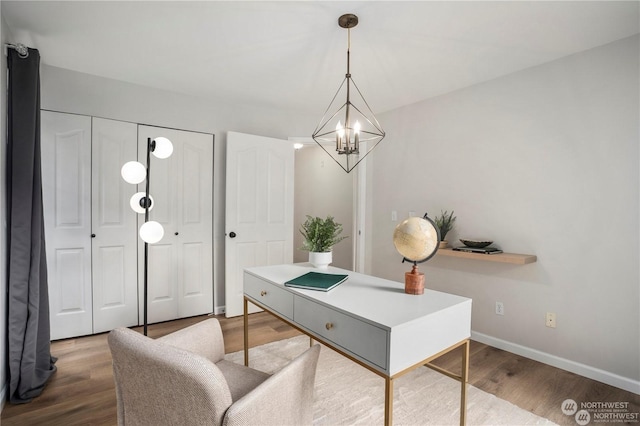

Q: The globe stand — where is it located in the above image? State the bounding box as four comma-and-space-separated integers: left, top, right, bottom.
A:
405, 263, 425, 295
393, 213, 441, 296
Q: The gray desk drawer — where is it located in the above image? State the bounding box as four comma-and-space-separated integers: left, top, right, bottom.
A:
244, 273, 294, 319
294, 295, 388, 370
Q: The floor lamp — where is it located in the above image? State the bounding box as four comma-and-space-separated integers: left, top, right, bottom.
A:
121, 137, 173, 335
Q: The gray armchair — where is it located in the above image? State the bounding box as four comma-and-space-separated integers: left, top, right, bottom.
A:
108, 318, 320, 426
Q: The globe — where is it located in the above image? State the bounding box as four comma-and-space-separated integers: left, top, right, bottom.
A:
393, 216, 440, 262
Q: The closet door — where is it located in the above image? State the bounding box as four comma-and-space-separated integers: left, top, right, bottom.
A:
175, 131, 214, 317
137, 126, 213, 324
91, 118, 139, 333
42, 111, 93, 340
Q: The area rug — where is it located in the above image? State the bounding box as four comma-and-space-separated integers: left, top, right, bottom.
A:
225, 335, 557, 425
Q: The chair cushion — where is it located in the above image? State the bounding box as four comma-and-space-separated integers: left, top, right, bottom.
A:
222, 344, 320, 426
216, 360, 270, 402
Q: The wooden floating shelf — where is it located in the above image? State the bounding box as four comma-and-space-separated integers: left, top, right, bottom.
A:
436, 248, 537, 265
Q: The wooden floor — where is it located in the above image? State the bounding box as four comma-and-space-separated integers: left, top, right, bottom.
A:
2, 312, 638, 425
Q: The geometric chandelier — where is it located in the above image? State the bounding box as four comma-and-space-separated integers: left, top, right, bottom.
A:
312, 13, 385, 173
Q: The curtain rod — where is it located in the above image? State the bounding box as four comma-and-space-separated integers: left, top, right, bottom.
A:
4, 43, 29, 58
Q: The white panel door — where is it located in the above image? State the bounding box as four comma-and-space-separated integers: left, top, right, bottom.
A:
41, 111, 93, 340
137, 129, 178, 323
177, 136, 214, 317
225, 132, 294, 317
137, 126, 213, 324
91, 118, 139, 333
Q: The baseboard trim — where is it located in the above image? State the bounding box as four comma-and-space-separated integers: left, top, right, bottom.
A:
471, 331, 640, 395
214, 305, 225, 316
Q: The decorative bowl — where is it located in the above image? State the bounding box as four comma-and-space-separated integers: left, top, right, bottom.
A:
460, 239, 493, 248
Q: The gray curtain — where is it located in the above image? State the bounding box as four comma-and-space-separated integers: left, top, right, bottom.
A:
7, 47, 56, 404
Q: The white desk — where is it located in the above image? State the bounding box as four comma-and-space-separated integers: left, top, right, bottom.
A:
243, 263, 472, 426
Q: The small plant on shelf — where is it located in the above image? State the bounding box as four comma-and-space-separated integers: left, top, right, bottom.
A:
300, 215, 347, 253
435, 210, 456, 242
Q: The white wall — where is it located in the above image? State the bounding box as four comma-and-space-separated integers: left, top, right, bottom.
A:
368, 35, 640, 392
40, 64, 319, 315
293, 145, 353, 270
0, 12, 9, 411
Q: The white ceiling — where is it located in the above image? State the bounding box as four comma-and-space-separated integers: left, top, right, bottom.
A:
3, 1, 639, 115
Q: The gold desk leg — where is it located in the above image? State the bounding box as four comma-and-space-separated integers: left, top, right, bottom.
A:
460, 339, 470, 426
243, 297, 249, 367
384, 376, 393, 426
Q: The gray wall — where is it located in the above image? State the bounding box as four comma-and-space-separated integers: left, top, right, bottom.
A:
368, 35, 639, 389
293, 145, 353, 270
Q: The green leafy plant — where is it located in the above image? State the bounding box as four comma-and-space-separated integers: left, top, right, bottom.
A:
299, 215, 347, 253
435, 210, 456, 241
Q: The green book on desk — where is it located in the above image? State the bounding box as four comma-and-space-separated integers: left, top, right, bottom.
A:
284, 272, 348, 292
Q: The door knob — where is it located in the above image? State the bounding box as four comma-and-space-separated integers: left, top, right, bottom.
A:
229, 232, 237, 238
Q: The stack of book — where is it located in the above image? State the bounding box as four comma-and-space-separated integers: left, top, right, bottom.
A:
452, 246, 503, 254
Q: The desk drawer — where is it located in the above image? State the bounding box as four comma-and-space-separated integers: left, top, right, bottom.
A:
294, 296, 388, 370
244, 273, 294, 319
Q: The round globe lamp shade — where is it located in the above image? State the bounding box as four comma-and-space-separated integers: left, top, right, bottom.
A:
152, 137, 173, 159
129, 192, 154, 214
121, 161, 146, 184
140, 221, 164, 244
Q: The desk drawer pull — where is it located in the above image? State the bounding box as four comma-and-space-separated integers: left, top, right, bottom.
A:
325, 322, 334, 330
260, 290, 267, 297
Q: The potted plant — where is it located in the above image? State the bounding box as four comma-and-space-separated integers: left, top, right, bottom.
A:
435, 210, 456, 249
300, 215, 347, 269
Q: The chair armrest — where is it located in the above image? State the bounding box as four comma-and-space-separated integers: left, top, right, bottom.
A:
223, 344, 320, 426
158, 318, 226, 363
109, 326, 233, 426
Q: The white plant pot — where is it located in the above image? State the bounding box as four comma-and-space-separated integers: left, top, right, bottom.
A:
309, 251, 332, 269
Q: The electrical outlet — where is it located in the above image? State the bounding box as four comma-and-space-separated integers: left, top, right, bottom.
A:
495, 302, 504, 316
546, 312, 556, 328
391, 211, 398, 221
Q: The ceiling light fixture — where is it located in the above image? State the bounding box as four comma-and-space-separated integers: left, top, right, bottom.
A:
312, 13, 385, 173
